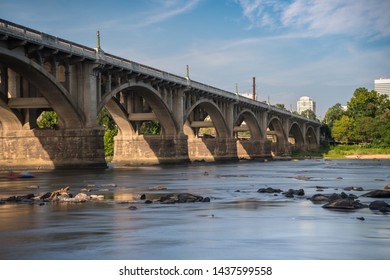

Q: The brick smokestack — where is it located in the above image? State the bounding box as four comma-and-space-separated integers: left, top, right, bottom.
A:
252, 77, 256, 100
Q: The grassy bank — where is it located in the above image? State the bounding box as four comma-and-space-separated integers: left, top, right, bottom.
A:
291, 144, 390, 159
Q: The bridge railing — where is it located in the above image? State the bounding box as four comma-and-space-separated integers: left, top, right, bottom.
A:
0, 19, 96, 59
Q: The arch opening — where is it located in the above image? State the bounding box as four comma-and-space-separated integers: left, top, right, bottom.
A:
267, 117, 287, 156
288, 123, 304, 152
306, 126, 318, 150
101, 83, 186, 164
184, 100, 235, 162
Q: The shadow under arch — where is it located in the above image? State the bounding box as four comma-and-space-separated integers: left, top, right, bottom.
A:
288, 122, 305, 152
306, 126, 318, 150
267, 116, 288, 156
234, 109, 267, 159
101, 82, 188, 165
0, 99, 22, 130
184, 99, 236, 162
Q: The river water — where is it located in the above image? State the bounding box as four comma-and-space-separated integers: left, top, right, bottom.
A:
0, 159, 389, 260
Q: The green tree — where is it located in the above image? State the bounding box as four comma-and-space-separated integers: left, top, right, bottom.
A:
97, 109, 118, 159
37, 111, 58, 129
300, 109, 317, 120
347, 88, 389, 118
140, 121, 161, 135
275, 104, 286, 110
353, 116, 378, 143
332, 115, 355, 143
324, 103, 345, 129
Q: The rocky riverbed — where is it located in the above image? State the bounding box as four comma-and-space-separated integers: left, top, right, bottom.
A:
2, 181, 389, 215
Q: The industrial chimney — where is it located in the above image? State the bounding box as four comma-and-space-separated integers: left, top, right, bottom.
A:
252, 77, 256, 100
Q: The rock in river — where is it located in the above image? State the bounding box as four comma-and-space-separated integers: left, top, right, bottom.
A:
257, 187, 283, 194
363, 190, 390, 198
283, 189, 305, 198
322, 198, 368, 210
369, 200, 390, 212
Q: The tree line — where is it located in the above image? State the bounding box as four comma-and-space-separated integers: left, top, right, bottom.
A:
324, 88, 390, 146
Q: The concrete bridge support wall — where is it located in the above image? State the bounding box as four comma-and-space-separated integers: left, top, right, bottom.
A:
112, 134, 189, 165
236, 140, 271, 160
187, 138, 238, 162
0, 128, 105, 169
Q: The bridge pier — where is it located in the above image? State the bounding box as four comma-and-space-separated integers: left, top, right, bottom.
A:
236, 140, 272, 160
112, 134, 189, 165
187, 137, 238, 162
0, 128, 106, 169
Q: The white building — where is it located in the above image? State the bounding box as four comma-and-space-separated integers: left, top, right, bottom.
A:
374, 78, 390, 96
239, 92, 257, 100
297, 96, 316, 114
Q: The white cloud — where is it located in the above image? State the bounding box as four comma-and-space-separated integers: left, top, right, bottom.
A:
237, 0, 390, 38
131, 0, 200, 28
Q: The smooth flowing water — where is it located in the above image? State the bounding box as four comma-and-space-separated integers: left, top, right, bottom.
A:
0, 159, 389, 260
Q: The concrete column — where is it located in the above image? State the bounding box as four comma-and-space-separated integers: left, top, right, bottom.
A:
82, 62, 100, 128
7, 68, 20, 98
301, 122, 307, 150
0, 65, 8, 96
173, 88, 185, 134
225, 102, 234, 138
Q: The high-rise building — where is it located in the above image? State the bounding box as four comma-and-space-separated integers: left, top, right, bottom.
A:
374, 78, 390, 96
297, 96, 316, 114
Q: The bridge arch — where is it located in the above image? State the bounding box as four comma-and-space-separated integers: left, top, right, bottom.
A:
267, 116, 288, 155
306, 126, 318, 149
288, 122, 305, 151
234, 109, 262, 140
0, 47, 83, 129
100, 82, 178, 137
184, 99, 230, 139
184, 99, 235, 161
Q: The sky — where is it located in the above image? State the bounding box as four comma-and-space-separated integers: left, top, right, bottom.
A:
1, 0, 389, 119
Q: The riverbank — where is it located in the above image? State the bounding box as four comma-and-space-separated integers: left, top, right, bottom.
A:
291, 145, 390, 159
344, 154, 390, 159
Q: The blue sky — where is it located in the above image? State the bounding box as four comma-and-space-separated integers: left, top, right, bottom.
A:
1, 0, 389, 118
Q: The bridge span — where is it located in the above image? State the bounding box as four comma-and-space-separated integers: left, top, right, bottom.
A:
0, 19, 321, 169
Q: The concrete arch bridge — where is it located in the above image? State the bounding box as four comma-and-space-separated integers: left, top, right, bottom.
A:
0, 20, 320, 168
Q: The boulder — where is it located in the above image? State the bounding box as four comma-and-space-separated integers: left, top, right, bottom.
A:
40, 192, 52, 200
363, 190, 390, 198
322, 198, 367, 210
310, 194, 330, 202
143, 193, 210, 204
294, 176, 312, 181
177, 193, 204, 203
369, 200, 390, 211
283, 189, 305, 197
257, 187, 283, 194
90, 194, 104, 200
344, 186, 364, 191
384, 184, 390, 190
6, 193, 35, 202
46, 186, 70, 201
